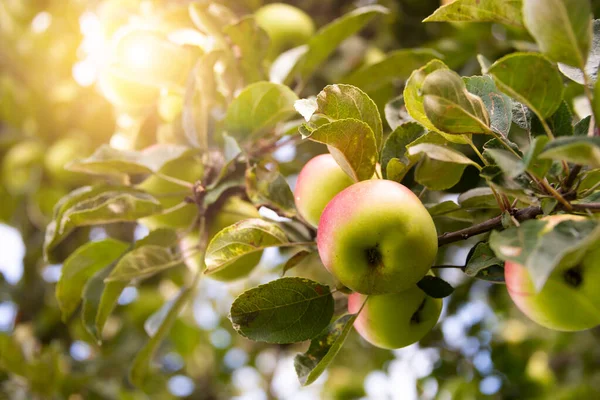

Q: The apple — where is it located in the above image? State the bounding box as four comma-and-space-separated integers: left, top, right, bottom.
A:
44, 136, 92, 185
348, 285, 442, 349
294, 154, 355, 228
254, 3, 315, 60
138, 154, 204, 230
505, 216, 600, 331
317, 179, 438, 294
182, 196, 263, 282
1, 140, 45, 195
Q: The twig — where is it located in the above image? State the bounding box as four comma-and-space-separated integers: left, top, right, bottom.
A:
562, 165, 582, 192
431, 265, 464, 269
437, 202, 600, 246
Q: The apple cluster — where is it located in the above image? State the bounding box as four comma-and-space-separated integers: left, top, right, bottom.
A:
504, 215, 600, 332
295, 154, 442, 349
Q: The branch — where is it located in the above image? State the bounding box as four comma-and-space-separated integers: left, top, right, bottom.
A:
437, 203, 600, 247
562, 164, 582, 193
437, 206, 543, 247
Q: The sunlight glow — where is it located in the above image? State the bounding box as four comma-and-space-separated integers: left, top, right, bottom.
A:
31, 11, 52, 33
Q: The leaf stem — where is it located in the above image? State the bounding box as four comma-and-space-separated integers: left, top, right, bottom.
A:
154, 173, 195, 189
539, 118, 555, 140
539, 178, 572, 211
467, 137, 488, 166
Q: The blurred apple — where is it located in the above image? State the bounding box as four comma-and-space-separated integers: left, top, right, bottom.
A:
44, 136, 92, 185
255, 3, 315, 60
1, 140, 45, 194
348, 285, 442, 349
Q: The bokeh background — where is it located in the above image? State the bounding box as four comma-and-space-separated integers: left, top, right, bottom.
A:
2, 0, 600, 398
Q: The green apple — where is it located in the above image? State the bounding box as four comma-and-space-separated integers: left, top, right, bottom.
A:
1, 140, 45, 195
138, 154, 203, 230
182, 196, 263, 282
294, 154, 354, 228
44, 136, 91, 185
348, 285, 442, 349
254, 3, 315, 59
317, 179, 438, 294
505, 216, 600, 331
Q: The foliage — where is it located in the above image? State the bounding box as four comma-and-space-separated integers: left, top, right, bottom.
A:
2, 0, 600, 398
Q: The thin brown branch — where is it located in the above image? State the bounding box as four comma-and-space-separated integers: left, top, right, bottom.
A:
562, 164, 582, 193
437, 206, 543, 247
437, 202, 600, 247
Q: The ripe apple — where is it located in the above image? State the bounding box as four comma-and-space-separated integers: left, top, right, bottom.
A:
317, 179, 438, 294
44, 136, 92, 185
138, 154, 203, 230
254, 3, 315, 59
505, 216, 600, 331
182, 196, 263, 282
348, 286, 442, 349
294, 154, 355, 228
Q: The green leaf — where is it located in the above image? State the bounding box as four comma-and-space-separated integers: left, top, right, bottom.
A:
559, 20, 600, 85
464, 242, 505, 283
384, 95, 411, 131
304, 119, 378, 182
404, 59, 469, 144
134, 228, 179, 249
489, 53, 564, 119
290, 5, 388, 84
294, 313, 357, 386
246, 163, 296, 218
423, 0, 524, 27
56, 239, 129, 322
417, 276, 454, 298
229, 277, 334, 343
343, 48, 442, 92
66, 144, 191, 180
531, 101, 574, 137
189, 2, 236, 41
224, 81, 298, 140
464, 75, 512, 137
381, 122, 426, 180
205, 218, 288, 275
281, 250, 312, 276
574, 115, 592, 136
458, 187, 500, 209
44, 186, 162, 261
522, 136, 552, 179
483, 148, 524, 178
422, 69, 491, 134
81, 265, 127, 342
539, 136, 600, 167
106, 245, 183, 282
269, 45, 308, 84
489, 218, 600, 290
183, 51, 225, 148
523, 0, 592, 68
224, 16, 269, 83
408, 143, 480, 168
130, 285, 193, 387
0, 333, 27, 377
312, 84, 383, 149
415, 157, 468, 190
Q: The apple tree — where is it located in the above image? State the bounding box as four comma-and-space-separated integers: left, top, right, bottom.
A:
2, 0, 600, 398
